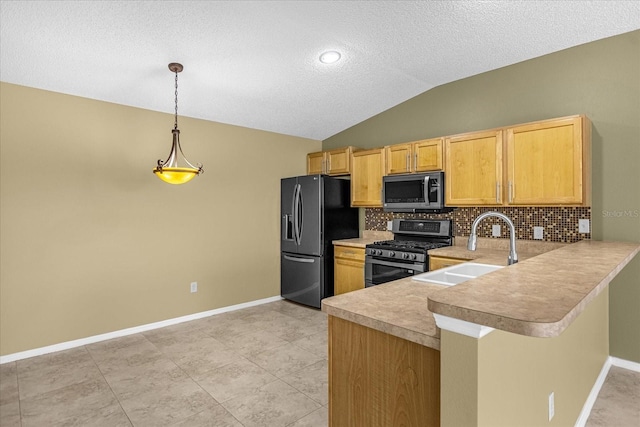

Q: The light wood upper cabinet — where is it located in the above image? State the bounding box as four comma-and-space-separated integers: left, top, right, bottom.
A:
445, 130, 503, 206
385, 143, 413, 175
351, 148, 385, 207
307, 151, 325, 175
506, 115, 591, 205
385, 138, 443, 175
334, 245, 366, 295
307, 146, 358, 176
444, 115, 591, 207
414, 138, 444, 172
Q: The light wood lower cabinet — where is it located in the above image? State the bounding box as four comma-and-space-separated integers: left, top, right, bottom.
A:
328, 316, 440, 426
334, 245, 365, 295
429, 255, 468, 271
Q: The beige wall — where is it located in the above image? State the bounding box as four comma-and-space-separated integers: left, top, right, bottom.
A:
441, 289, 609, 427
324, 30, 640, 362
0, 82, 321, 356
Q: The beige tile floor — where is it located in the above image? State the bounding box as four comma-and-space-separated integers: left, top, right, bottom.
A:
585, 366, 640, 427
0, 299, 638, 426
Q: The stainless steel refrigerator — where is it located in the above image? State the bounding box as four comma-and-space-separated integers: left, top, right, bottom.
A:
281, 175, 359, 308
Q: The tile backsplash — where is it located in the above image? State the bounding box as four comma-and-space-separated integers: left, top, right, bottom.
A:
365, 206, 591, 243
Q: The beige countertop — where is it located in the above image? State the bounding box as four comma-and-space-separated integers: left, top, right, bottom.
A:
322, 239, 640, 349
428, 240, 640, 338
321, 277, 447, 350
333, 230, 393, 248
431, 236, 566, 260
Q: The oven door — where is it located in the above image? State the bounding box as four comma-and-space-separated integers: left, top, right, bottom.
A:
364, 257, 426, 287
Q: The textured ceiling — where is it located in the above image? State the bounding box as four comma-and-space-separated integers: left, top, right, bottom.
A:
1, 1, 639, 140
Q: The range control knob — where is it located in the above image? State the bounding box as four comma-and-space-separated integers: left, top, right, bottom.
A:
402, 253, 410, 259
388, 251, 395, 257
376, 250, 383, 256
411, 254, 417, 260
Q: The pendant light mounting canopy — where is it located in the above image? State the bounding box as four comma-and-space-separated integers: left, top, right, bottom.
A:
168, 62, 183, 73
153, 62, 203, 185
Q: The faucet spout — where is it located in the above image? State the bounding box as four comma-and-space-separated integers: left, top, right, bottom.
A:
467, 211, 519, 265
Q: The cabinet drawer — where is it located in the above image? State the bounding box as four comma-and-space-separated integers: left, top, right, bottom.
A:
334, 245, 366, 262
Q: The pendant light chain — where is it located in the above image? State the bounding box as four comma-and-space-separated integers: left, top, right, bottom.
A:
174, 70, 179, 130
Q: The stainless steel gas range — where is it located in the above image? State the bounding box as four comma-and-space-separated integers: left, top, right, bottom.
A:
364, 219, 453, 287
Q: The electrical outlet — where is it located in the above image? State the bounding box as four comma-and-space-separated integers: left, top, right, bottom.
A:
492, 224, 501, 237
190, 282, 198, 293
533, 227, 544, 240
579, 219, 590, 233
548, 392, 555, 421
387, 221, 393, 231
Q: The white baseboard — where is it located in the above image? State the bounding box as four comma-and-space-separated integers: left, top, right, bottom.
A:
574, 356, 613, 427
610, 356, 640, 372
0, 295, 283, 364
574, 355, 640, 427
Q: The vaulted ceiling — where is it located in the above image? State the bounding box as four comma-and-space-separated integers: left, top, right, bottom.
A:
1, 1, 639, 140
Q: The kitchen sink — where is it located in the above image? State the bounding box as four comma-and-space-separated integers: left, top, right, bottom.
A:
412, 262, 503, 286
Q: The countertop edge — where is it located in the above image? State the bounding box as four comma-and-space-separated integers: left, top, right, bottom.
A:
323, 304, 441, 350
427, 242, 640, 338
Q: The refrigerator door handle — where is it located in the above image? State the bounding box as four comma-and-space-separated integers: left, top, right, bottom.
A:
284, 255, 315, 263
292, 183, 300, 245
297, 186, 304, 243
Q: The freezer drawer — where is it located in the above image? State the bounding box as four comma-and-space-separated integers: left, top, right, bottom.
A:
281, 252, 325, 309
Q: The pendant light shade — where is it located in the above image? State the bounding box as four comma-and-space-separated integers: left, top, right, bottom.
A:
153, 63, 203, 184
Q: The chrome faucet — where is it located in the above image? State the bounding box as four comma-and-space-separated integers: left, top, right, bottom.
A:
468, 211, 519, 265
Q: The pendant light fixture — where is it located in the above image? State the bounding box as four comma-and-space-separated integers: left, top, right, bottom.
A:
153, 62, 203, 185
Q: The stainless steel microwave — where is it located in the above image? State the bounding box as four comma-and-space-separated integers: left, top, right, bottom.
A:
382, 171, 453, 213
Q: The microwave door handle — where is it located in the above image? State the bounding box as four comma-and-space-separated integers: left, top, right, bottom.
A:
424, 176, 430, 201
426, 175, 440, 204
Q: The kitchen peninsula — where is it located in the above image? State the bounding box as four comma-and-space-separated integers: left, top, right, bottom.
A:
322, 239, 640, 426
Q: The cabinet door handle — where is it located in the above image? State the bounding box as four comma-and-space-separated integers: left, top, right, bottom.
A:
508, 181, 513, 203
496, 182, 501, 204
328, 157, 331, 172
414, 152, 418, 171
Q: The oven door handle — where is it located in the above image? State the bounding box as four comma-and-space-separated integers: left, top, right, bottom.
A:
367, 257, 425, 271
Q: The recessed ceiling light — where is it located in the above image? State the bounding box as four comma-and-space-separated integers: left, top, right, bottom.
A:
319, 51, 341, 64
